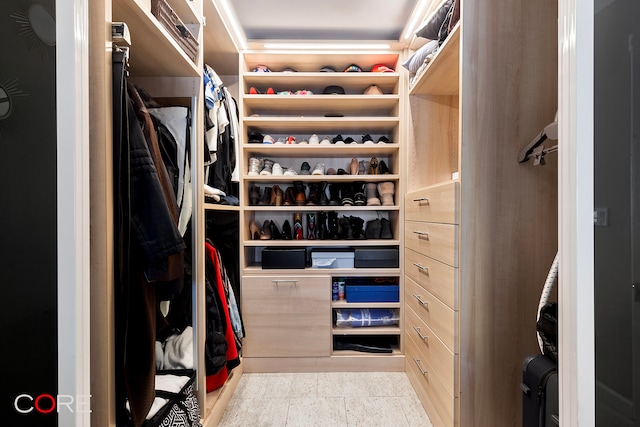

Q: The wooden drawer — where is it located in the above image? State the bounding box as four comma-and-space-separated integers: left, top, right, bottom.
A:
406, 331, 457, 427
405, 277, 457, 353
405, 248, 458, 310
405, 221, 458, 267
241, 275, 331, 357
405, 182, 459, 224
405, 305, 457, 395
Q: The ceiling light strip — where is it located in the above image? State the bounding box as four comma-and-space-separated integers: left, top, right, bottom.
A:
401, 0, 433, 41
215, 0, 247, 50
262, 43, 392, 50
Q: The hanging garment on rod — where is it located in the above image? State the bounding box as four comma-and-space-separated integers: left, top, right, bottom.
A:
113, 50, 186, 427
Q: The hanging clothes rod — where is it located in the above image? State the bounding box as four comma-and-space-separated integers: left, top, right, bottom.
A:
518, 111, 558, 164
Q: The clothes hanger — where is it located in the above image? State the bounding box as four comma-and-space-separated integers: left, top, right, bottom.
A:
518, 111, 558, 164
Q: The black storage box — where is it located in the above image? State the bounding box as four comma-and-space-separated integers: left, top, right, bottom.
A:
261, 247, 306, 269
354, 247, 399, 268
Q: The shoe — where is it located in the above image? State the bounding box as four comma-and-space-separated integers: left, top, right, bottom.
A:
350, 216, 366, 239
380, 218, 393, 239
249, 87, 260, 94
266, 87, 275, 95
312, 163, 324, 175
350, 158, 359, 175
282, 220, 293, 239
272, 163, 284, 175
378, 181, 395, 206
277, 90, 294, 95
320, 136, 332, 145
309, 134, 320, 144
260, 220, 272, 240
300, 161, 311, 175
294, 181, 307, 206
344, 137, 356, 144
332, 134, 344, 144
306, 183, 320, 205
260, 159, 274, 175
258, 186, 272, 205
377, 136, 390, 144
317, 212, 329, 240
328, 184, 341, 205
247, 157, 262, 176
293, 212, 304, 240
283, 186, 296, 205
339, 216, 353, 239
341, 183, 354, 206
249, 220, 260, 240
263, 135, 275, 144
365, 183, 381, 206
326, 168, 337, 175
379, 160, 390, 174
353, 182, 366, 206
368, 157, 379, 174
249, 185, 261, 205
271, 185, 283, 206
286, 135, 296, 144
359, 160, 366, 175
362, 134, 374, 145
270, 220, 283, 239
328, 211, 340, 239
295, 89, 313, 95
337, 168, 349, 175
365, 219, 381, 239
274, 137, 286, 144
298, 138, 309, 144
318, 182, 329, 205
283, 167, 298, 176
307, 213, 316, 240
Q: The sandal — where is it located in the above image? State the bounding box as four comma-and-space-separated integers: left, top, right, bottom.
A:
368, 156, 379, 174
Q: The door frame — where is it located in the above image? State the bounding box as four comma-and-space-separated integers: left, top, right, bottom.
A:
558, 0, 596, 424
56, 0, 91, 425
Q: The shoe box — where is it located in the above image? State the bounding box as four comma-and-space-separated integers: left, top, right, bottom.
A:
311, 248, 355, 268
344, 277, 399, 303
261, 247, 306, 269
354, 247, 399, 268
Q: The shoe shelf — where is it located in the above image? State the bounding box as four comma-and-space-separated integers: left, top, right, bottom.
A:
243, 239, 401, 247
112, 0, 200, 77
242, 266, 401, 276
243, 116, 399, 133
242, 72, 399, 93
243, 95, 399, 116
243, 175, 401, 183
242, 144, 399, 156
243, 206, 400, 212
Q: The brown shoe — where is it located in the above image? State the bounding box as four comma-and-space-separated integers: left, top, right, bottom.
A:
368, 157, 379, 174
271, 185, 283, 206
260, 219, 272, 239
283, 186, 296, 205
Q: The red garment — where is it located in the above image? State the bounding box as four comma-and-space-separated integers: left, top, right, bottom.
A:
205, 242, 239, 391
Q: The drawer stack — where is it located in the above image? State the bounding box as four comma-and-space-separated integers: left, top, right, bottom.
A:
404, 181, 459, 427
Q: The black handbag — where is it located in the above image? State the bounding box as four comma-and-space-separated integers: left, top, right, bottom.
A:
142, 369, 201, 427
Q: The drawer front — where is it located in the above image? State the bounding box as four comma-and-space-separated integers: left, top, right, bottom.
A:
405, 221, 458, 267
241, 275, 331, 357
405, 277, 457, 353
406, 332, 457, 427
405, 182, 459, 224
405, 305, 457, 395
405, 248, 457, 310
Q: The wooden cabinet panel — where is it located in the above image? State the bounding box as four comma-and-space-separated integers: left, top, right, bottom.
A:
405, 182, 459, 224
405, 277, 457, 353
405, 221, 458, 267
405, 248, 458, 310
405, 332, 457, 427
241, 275, 331, 357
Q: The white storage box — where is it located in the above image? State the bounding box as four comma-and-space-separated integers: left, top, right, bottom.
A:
311, 250, 354, 268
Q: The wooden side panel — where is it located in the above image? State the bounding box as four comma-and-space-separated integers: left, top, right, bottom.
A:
459, 0, 559, 425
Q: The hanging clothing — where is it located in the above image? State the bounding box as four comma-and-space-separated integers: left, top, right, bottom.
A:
113, 50, 186, 427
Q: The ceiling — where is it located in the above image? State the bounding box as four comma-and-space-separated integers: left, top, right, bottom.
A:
230, 0, 420, 42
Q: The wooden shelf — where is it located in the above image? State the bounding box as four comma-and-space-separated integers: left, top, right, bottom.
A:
332, 326, 401, 336
243, 116, 400, 133
242, 72, 400, 94
242, 266, 401, 276
204, 203, 240, 211
243, 95, 400, 116
242, 52, 401, 74
332, 301, 401, 309
243, 175, 401, 183
409, 23, 461, 96
242, 144, 400, 157
112, 0, 200, 77
331, 347, 403, 357
243, 239, 401, 247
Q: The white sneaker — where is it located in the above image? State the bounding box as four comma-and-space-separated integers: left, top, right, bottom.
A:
283, 168, 298, 176
312, 163, 325, 175
247, 157, 262, 176
275, 137, 286, 144
272, 163, 283, 175
263, 135, 275, 144
320, 136, 331, 145
309, 134, 320, 144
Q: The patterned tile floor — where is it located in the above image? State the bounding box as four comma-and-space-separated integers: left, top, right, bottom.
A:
218, 372, 433, 427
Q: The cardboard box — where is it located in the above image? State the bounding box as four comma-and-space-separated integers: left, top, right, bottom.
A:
311, 250, 355, 268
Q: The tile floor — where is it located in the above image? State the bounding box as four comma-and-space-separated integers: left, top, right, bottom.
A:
217, 371, 433, 427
